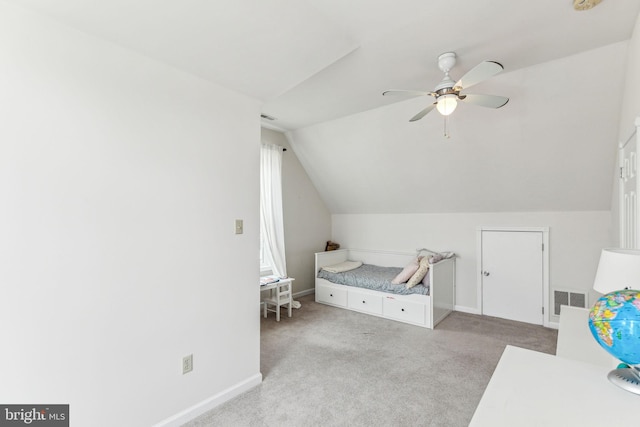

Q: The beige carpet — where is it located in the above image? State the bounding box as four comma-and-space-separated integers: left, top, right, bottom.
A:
186, 294, 557, 427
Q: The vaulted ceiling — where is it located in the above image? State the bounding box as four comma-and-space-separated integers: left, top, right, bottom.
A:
7, 0, 640, 214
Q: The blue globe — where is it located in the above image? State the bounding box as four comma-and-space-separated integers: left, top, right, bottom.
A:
588, 289, 640, 366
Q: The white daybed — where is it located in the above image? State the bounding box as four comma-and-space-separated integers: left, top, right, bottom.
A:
315, 248, 455, 329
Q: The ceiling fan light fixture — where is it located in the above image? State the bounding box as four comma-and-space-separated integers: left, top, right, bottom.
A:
436, 94, 457, 116
573, 0, 602, 11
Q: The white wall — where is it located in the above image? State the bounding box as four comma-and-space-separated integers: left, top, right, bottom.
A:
332, 211, 612, 323
261, 128, 331, 294
0, 3, 260, 426
612, 12, 640, 245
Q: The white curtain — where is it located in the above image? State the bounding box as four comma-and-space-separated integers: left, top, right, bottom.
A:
260, 144, 287, 277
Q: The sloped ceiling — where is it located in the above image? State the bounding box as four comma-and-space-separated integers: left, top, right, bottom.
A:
288, 42, 628, 213
5, 0, 640, 214
266, 0, 640, 129
278, 2, 640, 214
2, 0, 359, 101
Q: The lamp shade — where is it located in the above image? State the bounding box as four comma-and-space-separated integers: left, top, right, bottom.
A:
593, 248, 640, 294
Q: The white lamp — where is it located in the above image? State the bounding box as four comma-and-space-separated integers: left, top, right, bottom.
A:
591, 248, 640, 394
593, 248, 640, 294
436, 94, 457, 116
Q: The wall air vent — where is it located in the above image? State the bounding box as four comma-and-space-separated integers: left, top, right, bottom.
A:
260, 114, 276, 121
553, 289, 588, 316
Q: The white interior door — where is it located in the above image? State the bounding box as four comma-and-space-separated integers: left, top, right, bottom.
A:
481, 230, 544, 325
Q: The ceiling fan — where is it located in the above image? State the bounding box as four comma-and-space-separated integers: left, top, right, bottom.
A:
383, 52, 509, 122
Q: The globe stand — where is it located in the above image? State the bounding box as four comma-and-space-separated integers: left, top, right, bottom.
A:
607, 366, 640, 395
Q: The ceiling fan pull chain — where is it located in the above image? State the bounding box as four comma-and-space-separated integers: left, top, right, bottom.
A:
443, 116, 451, 139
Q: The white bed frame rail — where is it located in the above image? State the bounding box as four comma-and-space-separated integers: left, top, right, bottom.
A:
315, 249, 455, 329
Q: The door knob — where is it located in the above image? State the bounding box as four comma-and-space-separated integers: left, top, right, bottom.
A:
483, 271, 490, 276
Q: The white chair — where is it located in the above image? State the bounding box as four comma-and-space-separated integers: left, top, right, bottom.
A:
263, 280, 292, 321
556, 305, 617, 368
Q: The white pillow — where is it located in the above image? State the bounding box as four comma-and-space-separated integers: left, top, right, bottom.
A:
321, 260, 363, 273
391, 258, 420, 285
407, 256, 430, 289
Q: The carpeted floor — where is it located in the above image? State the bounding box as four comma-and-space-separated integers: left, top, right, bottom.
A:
186, 294, 558, 427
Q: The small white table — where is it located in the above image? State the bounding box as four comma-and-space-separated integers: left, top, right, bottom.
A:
470, 345, 639, 426
261, 278, 294, 321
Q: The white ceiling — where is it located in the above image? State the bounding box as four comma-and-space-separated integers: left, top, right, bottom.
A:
7, 0, 639, 130
6, 0, 640, 214
3, 0, 361, 103
267, 0, 640, 130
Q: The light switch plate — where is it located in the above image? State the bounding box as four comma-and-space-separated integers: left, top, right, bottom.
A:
235, 219, 243, 234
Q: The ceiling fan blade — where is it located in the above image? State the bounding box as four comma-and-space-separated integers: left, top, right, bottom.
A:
409, 103, 437, 122
383, 90, 434, 97
454, 61, 504, 91
459, 93, 509, 109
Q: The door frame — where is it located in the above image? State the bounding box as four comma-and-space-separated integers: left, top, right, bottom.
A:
476, 226, 550, 327
619, 119, 640, 249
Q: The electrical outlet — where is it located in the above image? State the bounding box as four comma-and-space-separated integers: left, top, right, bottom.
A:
182, 354, 193, 374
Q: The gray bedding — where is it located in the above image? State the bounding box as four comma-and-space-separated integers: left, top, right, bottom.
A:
317, 263, 430, 296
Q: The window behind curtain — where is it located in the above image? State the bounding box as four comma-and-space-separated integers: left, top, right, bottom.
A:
259, 144, 287, 277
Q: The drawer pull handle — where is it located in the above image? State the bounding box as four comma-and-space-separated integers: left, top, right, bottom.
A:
401, 308, 405, 312
362, 300, 366, 304
330, 293, 333, 297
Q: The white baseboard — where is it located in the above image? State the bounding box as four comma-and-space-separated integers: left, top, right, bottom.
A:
293, 288, 314, 298
454, 305, 481, 315
153, 373, 262, 427
453, 305, 560, 330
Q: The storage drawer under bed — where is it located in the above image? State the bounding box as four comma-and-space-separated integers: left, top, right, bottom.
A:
316, 283, 348, 307
383, 296, 427, 326
347, 289, 383, 315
